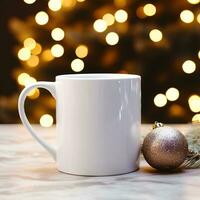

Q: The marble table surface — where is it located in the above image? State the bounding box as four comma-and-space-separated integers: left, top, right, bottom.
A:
0, 124, 200, 200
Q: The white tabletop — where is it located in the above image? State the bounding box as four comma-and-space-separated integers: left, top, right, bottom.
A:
0, 124, 200, 200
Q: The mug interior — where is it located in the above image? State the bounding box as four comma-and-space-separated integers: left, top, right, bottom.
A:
56, 73, 140, 80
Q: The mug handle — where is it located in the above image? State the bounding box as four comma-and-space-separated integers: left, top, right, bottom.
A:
18, 81, 56, 160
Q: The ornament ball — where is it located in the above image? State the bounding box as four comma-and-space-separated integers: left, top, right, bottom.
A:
142, 124, 188, 170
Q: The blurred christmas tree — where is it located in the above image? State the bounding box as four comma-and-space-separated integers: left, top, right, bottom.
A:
6, 0, 200, 125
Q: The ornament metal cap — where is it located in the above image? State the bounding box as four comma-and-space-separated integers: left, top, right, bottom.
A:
153, 121, 164, 129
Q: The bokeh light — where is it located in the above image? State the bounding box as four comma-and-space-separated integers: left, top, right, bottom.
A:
5, 0, 200, 124
103, 13, 115, 26
23, 0, 36, 4
154, 93, 167, 107
27, 87, 38, 97
18, 47, 31, 61
24, 38, 36, 50
149, 29, 163, 42
71, 58, 84, 72
93, 19, 107, 32
188, 95, 200, 113
17, 73, 30, 85
51, 27, 65, 41
197, 13, 200, 24
169, 104, 184, 117
106, 32, 119, 45
114, 0, 127, 7
41, 49, 54, 61
17, 73, 37, 96
180, 10, 194, 23
62, 0, 76, 8
114, 9, 128, 23
51, 44, 64, 57
143, 4, 156, 16
192, 113, 200, 123
26, 55, 39, 67
182, 60, 196, 74
48, 0, 62, 11
28, 88, 40, 99
31, 43, 42, 55
24, 76, 37, 86
40, 114, 54, 127
35, 11, 49, 25
166, 87, 179, 101
75, 45, 88, 58
187, 0, 200, 4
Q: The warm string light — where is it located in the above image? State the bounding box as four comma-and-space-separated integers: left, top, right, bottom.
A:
75, 45, 88, 58
169, 104, 184, 117
41, 49, 54, 61
24, 38, 36, 50
31, 43, 42, 55
143, 4, 156, 16
23, 0, 36, 4
103, 13, 115, 26
114, 0, 127, 7
106, 32, 119, 45
35, 11, 49, 25
71, 58, 84, 72
114, 9, 128, 23
17, 73, 36, 86
25, 76, 36, 86
26, 55, 39, 67
198, 50, 200, 59
188, 95, 200, 113
17, 73, 38, 97
51, 44, 64, 57
93, 10, 127, 33
40, 114, 54, 127
27, 87, 37, 97
197, 13, 200, 24
154, 88, 179, 107
166, 88, 179, 101
180, 10, 194, 23
62, 0, 76, 8
51, 27, 65, 41
136, 4, 156, 18
182, 60, 196, 74
154, 93, 167, 107
18, 47, 31, 61
93, 19, 107, 32
48, 0, 62, 11
28, 88, 40, 99
28, 89, 38, 98
149, 29, 163, 42
18, 38, 41, 66
192, 114, 200, 123
17, 73, 30, 85
187, 0, 200, 4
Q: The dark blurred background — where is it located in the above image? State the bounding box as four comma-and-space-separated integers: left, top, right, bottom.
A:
0, 0, 199, 126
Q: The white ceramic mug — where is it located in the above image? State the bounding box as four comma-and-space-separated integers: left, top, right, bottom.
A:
18, 74, 141, 176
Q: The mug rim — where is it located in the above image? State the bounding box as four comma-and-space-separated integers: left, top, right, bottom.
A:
56, 73, 141, 80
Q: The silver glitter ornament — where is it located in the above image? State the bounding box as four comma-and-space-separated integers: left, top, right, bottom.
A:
142, 122, 188, 171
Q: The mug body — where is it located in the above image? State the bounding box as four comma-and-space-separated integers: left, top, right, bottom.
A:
56, 74, 141, 176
